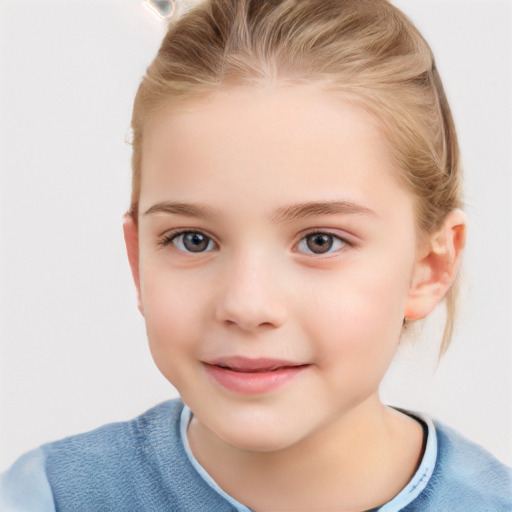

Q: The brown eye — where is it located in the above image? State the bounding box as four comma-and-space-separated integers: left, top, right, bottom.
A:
297, 232, 346, 255
171, 231, 215, 253
306, 233, 333, 254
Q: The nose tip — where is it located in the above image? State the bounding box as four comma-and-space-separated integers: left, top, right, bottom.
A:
216, 297, 288, 331
214, 270, 287, 331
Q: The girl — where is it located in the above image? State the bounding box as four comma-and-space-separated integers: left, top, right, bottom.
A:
2, 1, 511, 510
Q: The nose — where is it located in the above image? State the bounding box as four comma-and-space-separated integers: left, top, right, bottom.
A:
214, 253, 288, 332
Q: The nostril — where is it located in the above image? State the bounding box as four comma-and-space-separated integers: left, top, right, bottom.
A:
215, 299, 287, 331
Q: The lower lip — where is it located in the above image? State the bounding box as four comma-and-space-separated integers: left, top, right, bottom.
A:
204, 364, 308, 395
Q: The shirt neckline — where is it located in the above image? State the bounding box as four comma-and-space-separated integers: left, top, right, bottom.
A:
180, 407, 253, 512
179, 405, 437, 512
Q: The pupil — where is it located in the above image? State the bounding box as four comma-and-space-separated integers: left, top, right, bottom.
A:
183, 232, 209, 252
306, 234, 333, 254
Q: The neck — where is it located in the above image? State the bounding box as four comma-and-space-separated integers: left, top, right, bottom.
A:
187, 394, 424, 512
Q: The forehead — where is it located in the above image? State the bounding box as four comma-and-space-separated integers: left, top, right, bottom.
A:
139, 85, 413, 221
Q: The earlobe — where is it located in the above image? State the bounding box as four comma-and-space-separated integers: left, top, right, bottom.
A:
122, 213, 144, 316
405, 209, 466, 320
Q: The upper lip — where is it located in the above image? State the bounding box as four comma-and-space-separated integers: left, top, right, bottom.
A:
204, 356, 308, 373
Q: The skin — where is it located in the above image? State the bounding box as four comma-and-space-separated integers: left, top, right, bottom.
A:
124, 85, 466, 511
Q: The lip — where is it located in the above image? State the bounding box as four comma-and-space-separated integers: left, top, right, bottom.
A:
203, 356, 309, 395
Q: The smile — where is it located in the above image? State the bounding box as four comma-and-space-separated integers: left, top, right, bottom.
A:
203, 357, 310, 395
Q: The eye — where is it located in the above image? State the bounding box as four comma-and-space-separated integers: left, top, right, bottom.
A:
162, 231, 216, 253
296, 232, 347, 255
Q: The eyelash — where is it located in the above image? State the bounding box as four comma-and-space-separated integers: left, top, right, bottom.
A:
158, 229, 217, 253
295, 231, 350, 255
157, 229, 352, 255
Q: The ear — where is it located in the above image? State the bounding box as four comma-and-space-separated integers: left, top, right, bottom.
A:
123, 213, 144, 316
405, 209, 466, 320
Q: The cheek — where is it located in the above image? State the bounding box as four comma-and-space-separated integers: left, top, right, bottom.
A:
140, 268, 208, 377
300, 257, 411, 369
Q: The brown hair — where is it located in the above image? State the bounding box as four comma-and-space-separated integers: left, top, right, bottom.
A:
130, 0, 463, 355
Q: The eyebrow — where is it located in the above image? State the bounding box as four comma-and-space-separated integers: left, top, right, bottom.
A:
143, 199, 376, 222
272, 200, 377, 223
143, 201, 219, 219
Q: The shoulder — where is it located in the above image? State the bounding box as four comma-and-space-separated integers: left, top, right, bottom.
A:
1, 448, 55, 512
42, 399, 185, 508
42, 398, 183, 461
0, 400, 183, 512
2, 399, 236, 511
38, 398, 185, 487
409, 420, 512, 511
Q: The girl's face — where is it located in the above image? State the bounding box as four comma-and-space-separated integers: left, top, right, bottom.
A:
133, 85, 424, 451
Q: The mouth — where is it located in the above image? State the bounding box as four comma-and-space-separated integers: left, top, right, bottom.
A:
205, 356, 308, 372
203, 356, 310, 394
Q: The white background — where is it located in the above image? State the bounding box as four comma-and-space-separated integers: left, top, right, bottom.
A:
0, 0, 511, 470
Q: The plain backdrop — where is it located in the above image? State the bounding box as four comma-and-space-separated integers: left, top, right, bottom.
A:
0, 0, 511, 470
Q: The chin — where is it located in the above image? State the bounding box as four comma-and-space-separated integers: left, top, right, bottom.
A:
212, 413, 308, 454
222, 429, 299, 453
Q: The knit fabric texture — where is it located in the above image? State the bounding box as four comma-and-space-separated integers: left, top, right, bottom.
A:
2, 399, 511, 511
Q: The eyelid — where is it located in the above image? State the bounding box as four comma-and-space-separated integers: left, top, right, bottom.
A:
297, 227, 355, 243
156, 226, 356, 254
157, 228, 218, 252
293, 228, 355, 255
